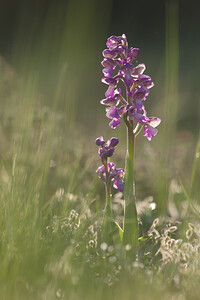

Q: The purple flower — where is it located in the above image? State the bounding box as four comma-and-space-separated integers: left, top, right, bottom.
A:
96, 162, 125, 193
100, 89, 121, 106
113, 168, 125, 192
106, 106, 121, 129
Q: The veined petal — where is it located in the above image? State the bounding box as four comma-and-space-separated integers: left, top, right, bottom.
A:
132, 63, 146, 76
102, 66, 114, 78
101, 58, 117, 68
124, 71, 133, 86
100, 97, 119, 106
101, 77, 117, 85
143, 125, 158, 141
109, 118, 120, 129
137, 74, 154, 88
101, 88, 121, 106
128, 47, 140, 60
106, 35, 121, 50
134, 86, 150, 101
106, 106, 120, 120
147, 117, 161, 128
102, 49, 118, 59
96, 165, 106, 181
105, 85, 115, 98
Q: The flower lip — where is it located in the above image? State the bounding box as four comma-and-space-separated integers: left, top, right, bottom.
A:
143, 125, 158, 141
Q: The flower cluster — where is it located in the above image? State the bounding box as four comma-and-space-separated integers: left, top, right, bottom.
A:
101, 34, 161, 141
96, 136, 124, 192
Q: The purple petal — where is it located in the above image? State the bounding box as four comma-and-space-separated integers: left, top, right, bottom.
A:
113, 179, 124, 192
106, 36, 121, 50
109, 118, 120, 129
134, 86, 150, 101
147, 117, 161, 128
121, 34, 127, 45
107, 137, 119, 147
135, 99, 144, 114
129, 112, 147, 124
105, 85, 115, 98
106, 106, 120, 120
128, 47, 140, 60
96, 165, 105, 176
143, 125, 158, 141
102, 49, 118, 59
107, 162, 116, 170
95, 136, 105, 146
100, 148, 115, 159
137, 74, 154, 88
96, 165, 106, 181
117, 105, 127, 116
101, 58, 117, 68
124, 71, 133, 86
113, 168, 124, 192
100, 97, 119, 106
101, 77, 117, 85
102, 66, 114, 78
132, 64, 146, 76
117, 45, 125, 54
101, 89, 121, 106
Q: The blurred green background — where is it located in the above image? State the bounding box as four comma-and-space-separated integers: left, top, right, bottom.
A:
0, 1, 200, 299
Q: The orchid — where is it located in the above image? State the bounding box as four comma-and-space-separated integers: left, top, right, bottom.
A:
96, 34, 161, 253
95, 136, 124, 242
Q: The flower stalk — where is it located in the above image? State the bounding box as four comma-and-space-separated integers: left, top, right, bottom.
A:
123, 128, 138, 250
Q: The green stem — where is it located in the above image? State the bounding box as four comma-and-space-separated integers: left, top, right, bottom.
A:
102, 172, 113, 242
123, 127, 138, 251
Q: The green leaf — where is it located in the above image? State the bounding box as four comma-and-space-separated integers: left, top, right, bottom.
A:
178, 175, 200, 221
138, 234, 153, 242
115, 221, 123, 241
